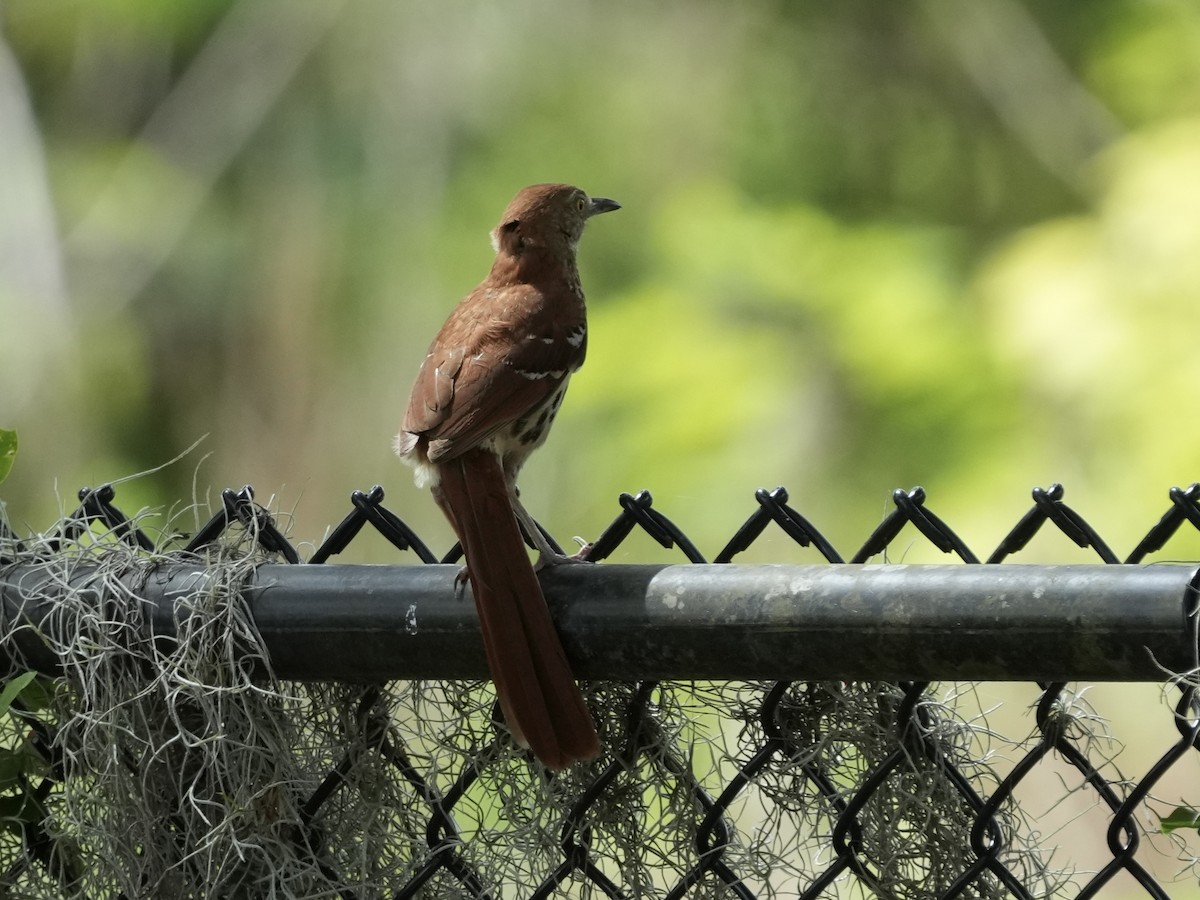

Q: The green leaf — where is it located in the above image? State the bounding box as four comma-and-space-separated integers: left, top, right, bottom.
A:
0, 748, 46, 791
0, 672, 38, 717
0, 795, 31, 836
1159, 806, 1200, 834
0, 429, 15, 484
0, 789, 48, 834
16, 676, 57, 713
0, 753, 25, 789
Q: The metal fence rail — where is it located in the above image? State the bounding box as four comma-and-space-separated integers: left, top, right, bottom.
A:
3, 563, 1198, 682
0, 481, 1198, 899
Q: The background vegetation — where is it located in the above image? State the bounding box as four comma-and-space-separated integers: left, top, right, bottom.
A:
1, 0, 1199, 562
2, 5, 1200, 895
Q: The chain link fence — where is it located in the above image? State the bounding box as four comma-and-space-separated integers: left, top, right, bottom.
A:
0, 481, 1198, 898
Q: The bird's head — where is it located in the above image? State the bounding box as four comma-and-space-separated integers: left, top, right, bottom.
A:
490, 184, 620, 262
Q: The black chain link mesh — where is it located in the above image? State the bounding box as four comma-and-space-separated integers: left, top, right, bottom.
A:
0, 482, 1198, 898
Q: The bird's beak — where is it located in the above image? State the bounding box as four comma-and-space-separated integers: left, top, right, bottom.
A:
588, 197, 621, 217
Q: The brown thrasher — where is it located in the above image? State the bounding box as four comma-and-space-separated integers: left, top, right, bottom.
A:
395, 184, 620, 768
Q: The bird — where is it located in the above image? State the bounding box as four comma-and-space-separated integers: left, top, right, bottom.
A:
395, 183, 620, 768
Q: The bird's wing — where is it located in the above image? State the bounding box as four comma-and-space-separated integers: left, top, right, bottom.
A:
402, 283, 583, 462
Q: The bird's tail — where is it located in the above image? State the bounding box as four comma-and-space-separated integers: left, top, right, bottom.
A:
433, 448, 599, 768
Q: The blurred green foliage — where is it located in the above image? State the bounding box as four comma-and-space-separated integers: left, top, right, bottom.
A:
0, 429, 16, 484
1, 0, 1199, 561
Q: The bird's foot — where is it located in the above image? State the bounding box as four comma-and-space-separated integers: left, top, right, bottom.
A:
535, 537, 594, 571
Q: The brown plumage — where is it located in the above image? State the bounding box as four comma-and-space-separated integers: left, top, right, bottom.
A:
396, 183, 619, 768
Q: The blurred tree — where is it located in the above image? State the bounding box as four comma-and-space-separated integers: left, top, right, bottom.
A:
0, 0, 1198, 561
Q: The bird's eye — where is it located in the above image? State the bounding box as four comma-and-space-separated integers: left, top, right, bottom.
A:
576, 197, 587, 212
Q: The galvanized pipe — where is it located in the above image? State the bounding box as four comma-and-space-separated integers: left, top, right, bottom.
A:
1, 564, 1196, 681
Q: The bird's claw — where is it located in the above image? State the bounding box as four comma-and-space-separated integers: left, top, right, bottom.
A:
454, 565, 471, 597
535, 537, 594, 571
